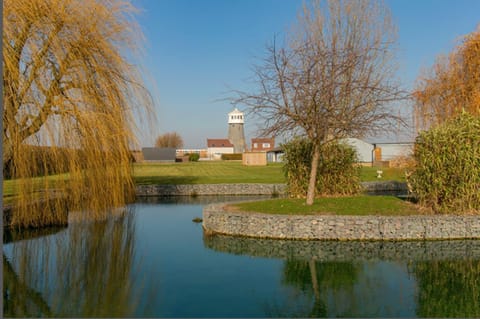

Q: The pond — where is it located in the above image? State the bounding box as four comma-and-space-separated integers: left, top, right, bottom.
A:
3, 196, 480, 317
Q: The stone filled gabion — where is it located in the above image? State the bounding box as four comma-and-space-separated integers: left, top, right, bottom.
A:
203, 203, 480, 241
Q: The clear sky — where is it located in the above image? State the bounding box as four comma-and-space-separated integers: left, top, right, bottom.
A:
133, 0, 480, 148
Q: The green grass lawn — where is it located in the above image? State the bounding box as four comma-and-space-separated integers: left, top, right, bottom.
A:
229, 195, 421, 216
133, 161, 286, 184
359, 166, 407, 182
3, 173, 69, 205
3, 161, 407, 202
133, 161, 407, 185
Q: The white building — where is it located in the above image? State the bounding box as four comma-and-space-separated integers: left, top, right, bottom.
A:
206, 139, 234, 160
373, 142, 414, 161
340, 138, 374, 163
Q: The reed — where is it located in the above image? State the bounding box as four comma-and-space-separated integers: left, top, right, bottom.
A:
407, 113, 480, 214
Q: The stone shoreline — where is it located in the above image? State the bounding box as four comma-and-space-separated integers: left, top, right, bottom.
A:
202, 203, 480, 241
135, 181, 407, 196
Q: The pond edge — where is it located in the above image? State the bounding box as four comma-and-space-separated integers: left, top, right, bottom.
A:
202, 202, 480, 241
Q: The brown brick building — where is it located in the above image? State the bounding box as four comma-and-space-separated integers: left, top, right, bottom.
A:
251, 137, 275, 152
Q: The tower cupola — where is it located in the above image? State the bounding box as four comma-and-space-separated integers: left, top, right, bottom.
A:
228, 108, 244, 124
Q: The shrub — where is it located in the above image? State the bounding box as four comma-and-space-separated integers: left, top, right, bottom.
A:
282, 138, 360, 197
221, 153, 242, 161
188, 153, 200, 162
407, 113, 480, 213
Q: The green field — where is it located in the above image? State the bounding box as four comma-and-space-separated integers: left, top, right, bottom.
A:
133, 161, 286, 185
230, 195, 421, 216
133, 161, 407, 185
3, 161, 407, 202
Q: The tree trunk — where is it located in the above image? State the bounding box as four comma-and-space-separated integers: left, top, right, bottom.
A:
306, 143, 320, 205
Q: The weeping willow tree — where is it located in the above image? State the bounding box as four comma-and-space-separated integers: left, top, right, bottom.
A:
3, 0, 154, 228
414, 26, 480, 131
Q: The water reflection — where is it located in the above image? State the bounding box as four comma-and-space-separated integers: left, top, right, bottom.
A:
205, 235, 480, 317
4, 196, 480, 318
3, 208, 154, 317
414, 260, 480, 317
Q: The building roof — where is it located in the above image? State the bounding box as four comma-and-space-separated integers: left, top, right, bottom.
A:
207, 138, 234, 148
267, 146, 283, 153
251, 137, 274, 143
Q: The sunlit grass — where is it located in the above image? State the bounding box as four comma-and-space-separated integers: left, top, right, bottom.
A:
229, 195, 422, 216
359, 166, 408, 182
133, 161, 286, 184
3, 162, 408, 203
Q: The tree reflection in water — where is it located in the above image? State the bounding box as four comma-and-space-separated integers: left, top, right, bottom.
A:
3, 208, 154, 317
205, 234, 480, 318
413, 259, 480, 318
278, 259, 361, 317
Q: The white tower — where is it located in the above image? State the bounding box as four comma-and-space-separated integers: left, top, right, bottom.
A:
227, 108, 246, 153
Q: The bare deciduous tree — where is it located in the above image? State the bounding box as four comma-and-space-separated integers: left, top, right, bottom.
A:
234, 0, 407, 205
155, 132, 184, 149
3, 0, 154, 227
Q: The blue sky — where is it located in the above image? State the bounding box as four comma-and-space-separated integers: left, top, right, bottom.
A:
133, 0, 480, 148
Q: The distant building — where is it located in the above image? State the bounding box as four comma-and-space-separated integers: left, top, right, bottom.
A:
340, 138, 374, 163
267, 146, 284, 163
373, 142, 414, 161
142, 147, 176, 162
207, 138, 234, 160
251, 137, 275, 152
227, 108, 246, 153
340, 138, 414, 165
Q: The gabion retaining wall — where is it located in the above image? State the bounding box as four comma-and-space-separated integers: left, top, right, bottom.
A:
135, 181, 407, 196
135, 183, 286, 196
203, 203, 480, 241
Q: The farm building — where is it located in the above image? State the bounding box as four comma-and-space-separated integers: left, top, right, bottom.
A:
207, 139, 234, 160
251, 137, 275, 152
340, 138, 374, 164
373, 142, 414, 161
142, 147, 176, 162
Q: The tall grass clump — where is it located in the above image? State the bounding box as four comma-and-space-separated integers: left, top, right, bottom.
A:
3, 0, 154, 228
282, 138, 360, 197
407, 113, 480, 214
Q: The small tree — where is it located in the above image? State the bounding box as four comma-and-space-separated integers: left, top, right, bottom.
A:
407, 113, 480, 214
283, 138, 360, 197
234, 0, 407, 204
155, 132, 184, 149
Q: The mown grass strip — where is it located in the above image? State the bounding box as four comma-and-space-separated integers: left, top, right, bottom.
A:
133, 161, 286, 184
133, 161, 406, 185
230, 195, 422, 216
359, 166, 407, 182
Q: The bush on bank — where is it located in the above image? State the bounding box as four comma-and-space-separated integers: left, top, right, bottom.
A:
282, 138, 360, 197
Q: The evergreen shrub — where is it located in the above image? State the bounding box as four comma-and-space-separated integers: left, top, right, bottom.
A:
407, 113, 480, 213
221, 153, 242, 160
188, 153, 200, 162
282, 138, 360, 197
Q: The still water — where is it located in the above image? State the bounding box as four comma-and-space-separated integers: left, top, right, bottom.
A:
3, 196, 480, 317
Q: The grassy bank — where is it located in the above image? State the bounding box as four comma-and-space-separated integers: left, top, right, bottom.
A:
3, 162, 407, 202
133, 161, 406, 185
229, 195, 422, 216
133, 161, 286, 184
